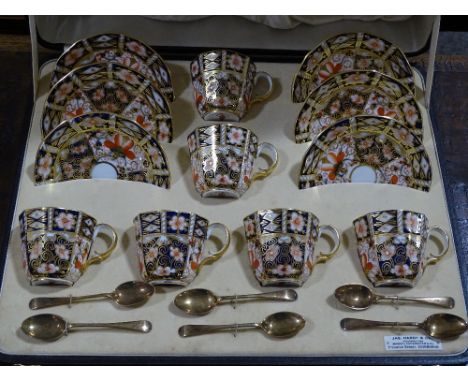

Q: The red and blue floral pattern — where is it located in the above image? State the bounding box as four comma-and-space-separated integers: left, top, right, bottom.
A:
353, 209, 432, 287
292, 32, 415, 103
299, 116, 432, 192
294, 70, 423, 143
134, 210, 210, 286
34, 112, 170, 188
243, 208, 322, 287
19, 207, 99, 286
42, 63, 173, 142
50, 33, 174, 102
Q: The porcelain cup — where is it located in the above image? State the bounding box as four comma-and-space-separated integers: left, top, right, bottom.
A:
190, 49, 273, 121
353, 209, 449, 287
187, 124, 278, 199
134, 210, 230, 286
19, 207, 118, 286
243, 208, 340, 287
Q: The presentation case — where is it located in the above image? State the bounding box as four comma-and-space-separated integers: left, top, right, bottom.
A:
0, 15, 467, 365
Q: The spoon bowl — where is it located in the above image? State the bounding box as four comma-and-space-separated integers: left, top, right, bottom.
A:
422, 313, 467, 340
113, 281, 155, 307
22, 314, 67, 341
174, 289, 218, 315
260, 312, 306, 338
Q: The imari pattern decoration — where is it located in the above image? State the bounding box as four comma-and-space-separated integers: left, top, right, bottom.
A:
191, 49, 273, 121
353, 209, 449, 287
294, 70, 423, 143
34, 112, 170, 188
134, 210, 229, 286
19, 207, 116, 286
299, 116, 432, 192
244, 208, 340, 287
42, 63, 173, 142
50, 33, 175, 101
292, 32, 415, 103
187, 124, 278, 198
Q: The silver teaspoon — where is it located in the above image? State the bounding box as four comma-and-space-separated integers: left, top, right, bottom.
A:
174, 288, 297, 315
334, 284, 454, 310
21, 314, 152, 341
29, 281, 154, 310
179, 311, 305, 338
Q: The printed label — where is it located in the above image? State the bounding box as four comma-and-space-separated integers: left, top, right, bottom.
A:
384, 335, 443, 351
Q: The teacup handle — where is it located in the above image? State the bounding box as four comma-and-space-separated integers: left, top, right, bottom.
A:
251, 142, 279, 182
316, 225, 341, 264
251, 71, 273, 104
198, 223, 231, 272
85, 224, 118, 269
426, 226, 449, 265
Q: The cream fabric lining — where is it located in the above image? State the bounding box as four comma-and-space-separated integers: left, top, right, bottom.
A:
0, 60, 466, 359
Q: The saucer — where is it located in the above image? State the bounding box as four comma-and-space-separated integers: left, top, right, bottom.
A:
298, 116, 431, 192
35, 112, 170, 188
292, 32, 415, 103
295, 70, 422, 143
50, 33, 174, 101
42, 63, 173, 142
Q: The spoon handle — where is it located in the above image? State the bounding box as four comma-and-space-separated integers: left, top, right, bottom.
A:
179, 323, 258, 337
376, 295, 455, 309
341, 318, 420, 331
218, 289, 297, 305
29, 293, 112, 310
68, 320, 152, 333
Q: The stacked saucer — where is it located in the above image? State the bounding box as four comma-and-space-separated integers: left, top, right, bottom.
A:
291, 32, 432, 192
35, 34, 174, 188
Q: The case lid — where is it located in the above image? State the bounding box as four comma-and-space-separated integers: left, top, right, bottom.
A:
29, 15, 440, 106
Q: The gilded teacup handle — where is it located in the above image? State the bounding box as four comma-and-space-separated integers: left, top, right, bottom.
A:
426, 226, 449, 265
251, 71, 273, 104
84, 224, 118, 270
251, 142, 279, 182
316, 225, 341, 264
198, 223, 231, 272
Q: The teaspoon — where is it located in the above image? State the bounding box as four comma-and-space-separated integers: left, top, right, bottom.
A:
334, 284, 454, 310
178, 311, 305, 338
174, 288, 298, 315
21, 313, 152, 342
340, 313, 467, 340
29, 281, 155, 310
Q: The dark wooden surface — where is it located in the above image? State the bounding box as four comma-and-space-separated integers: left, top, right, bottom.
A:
0, 32, 466, 365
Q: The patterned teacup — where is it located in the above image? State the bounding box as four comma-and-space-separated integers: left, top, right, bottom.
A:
19, 207, 118, 286
187, 124, 278, 199
134, 210, 230, 286
243, 208, 340, 287
190, 49, 273, 121
353, 209, 449, 287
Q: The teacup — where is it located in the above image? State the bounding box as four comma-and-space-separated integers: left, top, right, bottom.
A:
19, 207, 118, 286
353, 209, 449, 287
243, 208, 340, 287
190, 49, 273, 121
187, 124, 278, 199
134, 210, 230, 286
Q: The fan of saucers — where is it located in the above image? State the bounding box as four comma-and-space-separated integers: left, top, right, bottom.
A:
50, 33, 175, 102
294, 70, 423, 143
41, 63, 173, 142
35, 112, 170, 188
298, 116, 431, 192
291, 32, 415, 103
